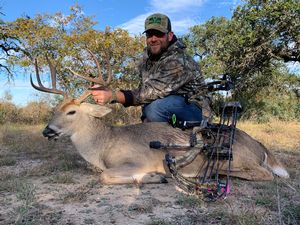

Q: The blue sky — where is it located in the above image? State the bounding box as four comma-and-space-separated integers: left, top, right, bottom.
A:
1, 0, 241, 106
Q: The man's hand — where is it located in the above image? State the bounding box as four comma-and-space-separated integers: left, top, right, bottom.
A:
90, 86, 113, 105
90, 85, 126, 105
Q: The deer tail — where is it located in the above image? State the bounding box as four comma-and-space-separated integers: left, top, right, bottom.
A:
263, 150, 289, 178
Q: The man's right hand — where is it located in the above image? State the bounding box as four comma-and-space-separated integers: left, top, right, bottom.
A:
90, 85, 125, 105
90, 86, 113, 105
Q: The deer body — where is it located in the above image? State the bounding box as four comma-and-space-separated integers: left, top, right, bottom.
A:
43, 101, 289, 184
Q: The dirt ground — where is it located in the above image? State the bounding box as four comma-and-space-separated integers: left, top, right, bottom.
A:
0, 124, 299, 225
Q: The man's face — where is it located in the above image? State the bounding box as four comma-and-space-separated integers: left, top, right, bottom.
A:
146, 29, 173, 55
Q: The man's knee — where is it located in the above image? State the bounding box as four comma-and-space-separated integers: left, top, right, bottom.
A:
143, 100, 169, 122
142, 95, 202, 122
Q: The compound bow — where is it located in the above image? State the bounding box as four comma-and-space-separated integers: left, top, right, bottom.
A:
150, 75, 242, 202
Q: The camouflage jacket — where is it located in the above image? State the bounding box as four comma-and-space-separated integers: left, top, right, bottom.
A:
131, 37, 208, 106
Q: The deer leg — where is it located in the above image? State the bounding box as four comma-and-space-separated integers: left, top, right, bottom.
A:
100, 165, 167, 185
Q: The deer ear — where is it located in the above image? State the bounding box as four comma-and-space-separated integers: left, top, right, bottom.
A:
80, 103, 112, 118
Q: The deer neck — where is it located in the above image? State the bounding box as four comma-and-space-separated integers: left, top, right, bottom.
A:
70, 117, 113, 169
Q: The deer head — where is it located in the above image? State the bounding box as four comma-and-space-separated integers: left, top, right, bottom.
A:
30, 51, 113, 140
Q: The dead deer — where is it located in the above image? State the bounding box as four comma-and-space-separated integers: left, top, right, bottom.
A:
30, 53, 289, 185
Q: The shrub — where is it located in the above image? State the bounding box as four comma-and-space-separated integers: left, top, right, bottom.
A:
18, 101, 53, 124
0, 102, 19, 124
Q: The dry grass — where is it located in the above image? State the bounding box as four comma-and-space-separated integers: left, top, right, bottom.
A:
238, 120, 300, 152
0, 123, 48, 152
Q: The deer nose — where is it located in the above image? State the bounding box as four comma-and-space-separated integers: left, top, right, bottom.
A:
43, 126, 55, 137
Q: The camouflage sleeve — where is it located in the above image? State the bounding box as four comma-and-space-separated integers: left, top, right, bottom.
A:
132, 53, 198, 105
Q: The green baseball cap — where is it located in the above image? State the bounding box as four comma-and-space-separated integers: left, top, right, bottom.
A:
144, 13, 172, 34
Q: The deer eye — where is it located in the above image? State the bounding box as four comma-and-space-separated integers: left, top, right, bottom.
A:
67, 110, 76, 115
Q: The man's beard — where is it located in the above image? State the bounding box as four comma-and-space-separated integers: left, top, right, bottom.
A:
147, 43, 169, 60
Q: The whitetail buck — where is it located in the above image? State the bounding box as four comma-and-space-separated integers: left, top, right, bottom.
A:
31, 53, 289, 185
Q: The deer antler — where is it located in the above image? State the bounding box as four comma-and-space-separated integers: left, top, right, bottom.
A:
68, 49, 112, 86
68, 49, 113, 104
31, 50, 113, 105
30, 56, 67, 97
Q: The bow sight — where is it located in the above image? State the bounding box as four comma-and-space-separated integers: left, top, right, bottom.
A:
150, 74, 242, 202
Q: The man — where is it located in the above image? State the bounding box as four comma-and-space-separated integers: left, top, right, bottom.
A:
92, 13, 209, 122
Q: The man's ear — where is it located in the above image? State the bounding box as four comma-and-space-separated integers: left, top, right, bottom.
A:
167, 32, 174, 42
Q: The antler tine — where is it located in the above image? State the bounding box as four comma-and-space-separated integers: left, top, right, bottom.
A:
45, 55, 57, 90
68, 67, 105, 84
31, 57, 66, 97
34, 58, 46, 88
73, 90, 92, 105
104, 54, 112, 85
86, 48, 104, 84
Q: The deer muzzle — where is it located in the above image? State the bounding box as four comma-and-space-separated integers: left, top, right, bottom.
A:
43, 126, 60, 141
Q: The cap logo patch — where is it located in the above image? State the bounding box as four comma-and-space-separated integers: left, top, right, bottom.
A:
148, 17, 162, 25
